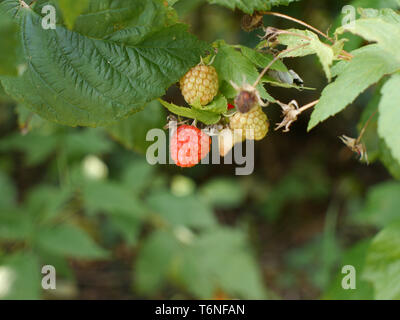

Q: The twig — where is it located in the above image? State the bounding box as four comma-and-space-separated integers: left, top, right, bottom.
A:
298, 99, 319, 113
260, 11, 333, 42
259, 11, 354, 60
357, 110, 377, 144
253, 43, 309, 87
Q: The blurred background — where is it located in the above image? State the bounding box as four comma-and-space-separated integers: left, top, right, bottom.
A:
0, 0, 399, 300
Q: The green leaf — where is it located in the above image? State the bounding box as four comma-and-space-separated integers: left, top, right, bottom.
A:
359, 7, 400, 23
337, 11, 400, 60
323, 240, 373, 300
239, 46, 287, 72
0, 9, 19, 76
135, 227, 267, 299
83, 180, 147, 219
0, 131, 58, 166
73, 0, 174, 39
120, 159, 155, 194
0, 171, 16, 210
308, 45, 400, 130
135, 230, 181, 295
146, 190, 217, 228
177, 228, 267, 299
328, 1, 400, 52
106, 100, 166, 154
206, 0, 299, 14
0, 209, 32, 241
262, 73, 314, 90
191, 94, 228, 114
378, 73, 400, 165
380, 139, 400, 180
16, 104, 48, 133
0, 0, 209, 127
159, 99, 221, 125
57, 0, 89, 29
35, 224, 108, 259
199, 178, 245, 209
278, 29, 335, 81
25, 185, 72, 222
363, 223, 400, 299
353, 182, 400, 228
357, 89, 381, 163
213, 41, 275, 102
63, 128, 113, 157
0, 252, 41, 299
108, 214, 142, 246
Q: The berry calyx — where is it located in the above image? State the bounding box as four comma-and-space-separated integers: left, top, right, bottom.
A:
234, 89, 258, 113
180, 64, 219, 106
170, 125, 211, 168
229, 106, 269, 141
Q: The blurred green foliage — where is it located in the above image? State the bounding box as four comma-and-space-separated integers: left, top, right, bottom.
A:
0, 0, 400, 301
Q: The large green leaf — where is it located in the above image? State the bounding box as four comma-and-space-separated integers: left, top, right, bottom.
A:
57, 0, 89, 29
378, 73, 400, 165
308, 45, 400, 130
239, 45, 287, 72
337, 9, 400, 60
0, 0, 209, 127
206, 0, 299, 14
0, 9, 19, 76
363, 223, 400, 299
278, 29, 335, 81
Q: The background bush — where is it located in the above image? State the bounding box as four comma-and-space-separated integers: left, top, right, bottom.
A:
0, 0, 400, 300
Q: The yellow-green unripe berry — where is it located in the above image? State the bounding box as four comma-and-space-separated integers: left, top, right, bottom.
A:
229, 106, 269, 141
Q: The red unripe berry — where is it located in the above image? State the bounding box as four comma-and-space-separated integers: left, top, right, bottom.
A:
170, 125, 211, 168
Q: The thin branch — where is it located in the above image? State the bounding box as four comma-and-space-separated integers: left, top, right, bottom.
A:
260, 11, 333, 42
253, 43, 309, 88
259, 11, 354, 60
298, 99, 319, 113
357, 110, 377, 144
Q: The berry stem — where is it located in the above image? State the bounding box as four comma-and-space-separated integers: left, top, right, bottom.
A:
298, 99, 319, 113
253, 43, 309, 88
